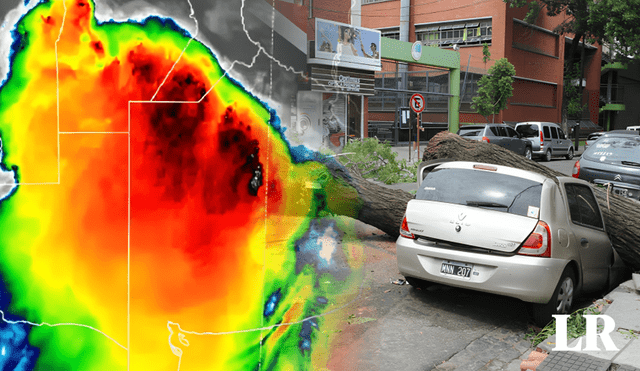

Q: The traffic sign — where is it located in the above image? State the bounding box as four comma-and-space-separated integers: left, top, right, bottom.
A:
410, 93, 425, 113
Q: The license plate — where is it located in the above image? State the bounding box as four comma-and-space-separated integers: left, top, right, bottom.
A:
440, 261, 473, 278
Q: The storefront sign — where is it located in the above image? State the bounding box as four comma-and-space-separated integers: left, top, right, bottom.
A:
328, 75, 361, 92
310, 66, 375, 96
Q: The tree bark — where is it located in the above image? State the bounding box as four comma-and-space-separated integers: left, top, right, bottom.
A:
325, 162, 413, 239
327, 131, 640, 272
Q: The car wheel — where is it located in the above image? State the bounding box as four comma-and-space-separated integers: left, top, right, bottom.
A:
405, 277, 433, 290
544, 149, 552, 162
566, 148, 574, 160
531, 267, 575, 327
524, 147, 532, 160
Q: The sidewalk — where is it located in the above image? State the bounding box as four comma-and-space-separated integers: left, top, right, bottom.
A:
526, 280, 640, 371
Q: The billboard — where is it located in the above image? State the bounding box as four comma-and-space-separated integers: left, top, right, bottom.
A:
315, 18, 381, 71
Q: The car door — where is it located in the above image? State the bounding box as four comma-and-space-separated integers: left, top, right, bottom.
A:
505, 126, 525, 155
542, 125, 552, 153
564, 183, 612, 292
557, 127, 570, 154
550, 126, 561, 154
489, 125, 509, 149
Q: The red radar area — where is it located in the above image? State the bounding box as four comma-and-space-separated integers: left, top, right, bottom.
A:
410, 93, 425, 113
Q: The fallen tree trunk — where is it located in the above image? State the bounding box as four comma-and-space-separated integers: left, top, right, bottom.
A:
326, 131, 640, 271
421, 131, 640, 271
325, 162, 413, 239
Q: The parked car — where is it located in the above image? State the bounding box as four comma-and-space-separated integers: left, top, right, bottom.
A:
457, 124, 533, 160
601, 129, 640, 137
515, 122, 574, 161
398, 160, 625, 326
573, 134, 640, 201
626, 126, 640, 131
585, 132, 604, 150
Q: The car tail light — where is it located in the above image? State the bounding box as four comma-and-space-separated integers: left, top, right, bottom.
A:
540, 131, 544, 145
400, 215, 415, 239
473, 164, 497, 171
572, 160, 580, 178
481, 136, 490, 143
519, 221, 551, 257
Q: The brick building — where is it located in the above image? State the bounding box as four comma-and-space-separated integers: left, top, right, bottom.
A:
360, 0, 602, 129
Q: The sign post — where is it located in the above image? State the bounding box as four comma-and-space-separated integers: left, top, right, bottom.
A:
410, 93, 425, 161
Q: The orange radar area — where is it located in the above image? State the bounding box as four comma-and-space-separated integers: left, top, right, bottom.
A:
0, 0, 363, 370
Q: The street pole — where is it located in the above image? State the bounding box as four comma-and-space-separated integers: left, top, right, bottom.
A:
408, 109, 412, 162
417, 113, 420, 161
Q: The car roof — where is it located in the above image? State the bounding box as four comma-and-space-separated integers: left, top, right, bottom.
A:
603, 130, 640, 136
434, 161, 550, 184
515, 122, 556, 126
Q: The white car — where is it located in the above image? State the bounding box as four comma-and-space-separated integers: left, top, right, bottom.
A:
397, 160, 626, 326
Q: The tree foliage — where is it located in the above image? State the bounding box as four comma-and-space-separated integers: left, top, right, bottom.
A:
471, 58, 516, 123
589, 0, 640, 59
338, 138, 418, 184
564, 62, 586, 117
482, 43, 491, 67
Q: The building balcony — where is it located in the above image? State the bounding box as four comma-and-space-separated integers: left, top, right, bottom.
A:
600, 84, 625, 112
601, 61, 628, 73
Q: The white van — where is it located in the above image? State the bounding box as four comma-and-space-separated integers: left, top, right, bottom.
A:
626, 126, 640, 131
515, 122, 575, 161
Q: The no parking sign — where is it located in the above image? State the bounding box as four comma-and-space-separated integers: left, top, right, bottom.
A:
410, 93, 425, 113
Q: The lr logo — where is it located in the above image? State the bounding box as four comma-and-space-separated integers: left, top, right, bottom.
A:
552, 314, 619, 351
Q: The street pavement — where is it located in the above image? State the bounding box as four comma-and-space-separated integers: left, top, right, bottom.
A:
359, 144, 640, 371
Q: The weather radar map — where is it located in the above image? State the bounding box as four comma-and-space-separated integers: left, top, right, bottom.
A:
0, 0, 365, 369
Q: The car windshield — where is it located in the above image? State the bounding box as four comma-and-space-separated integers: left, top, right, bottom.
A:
516, 124, 538, 137
583, 136, 640, 163
416, 168, 543, 217
458, 127, 483, 137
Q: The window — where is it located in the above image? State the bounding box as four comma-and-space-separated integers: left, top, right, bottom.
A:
416, 168, 542, 218
543, 126, 551, 139
416, 19, 491, 48
382, 30, 400, 40
565, 184, 603, 229
551, 127, 559, 139
505, 126, 519, 138
490, 126, 507, 137
516, 124, 539, 137
558, 128, 566, 139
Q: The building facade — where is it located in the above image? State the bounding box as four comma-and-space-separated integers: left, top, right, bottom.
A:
361, 0, 602, 128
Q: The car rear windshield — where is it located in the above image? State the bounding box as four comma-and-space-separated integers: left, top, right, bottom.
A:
417, 168, 543, 217
583, 136, 640, 163
458, 127, 483, 137
516, 124, 539, 137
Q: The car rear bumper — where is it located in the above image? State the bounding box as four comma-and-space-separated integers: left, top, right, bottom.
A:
396, 236, 568, 304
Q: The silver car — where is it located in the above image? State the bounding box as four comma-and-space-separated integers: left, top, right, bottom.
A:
574, 134, 640, 200
457, 124, 533, 160
515, 122, 574, 161
397, 161, 625, 326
